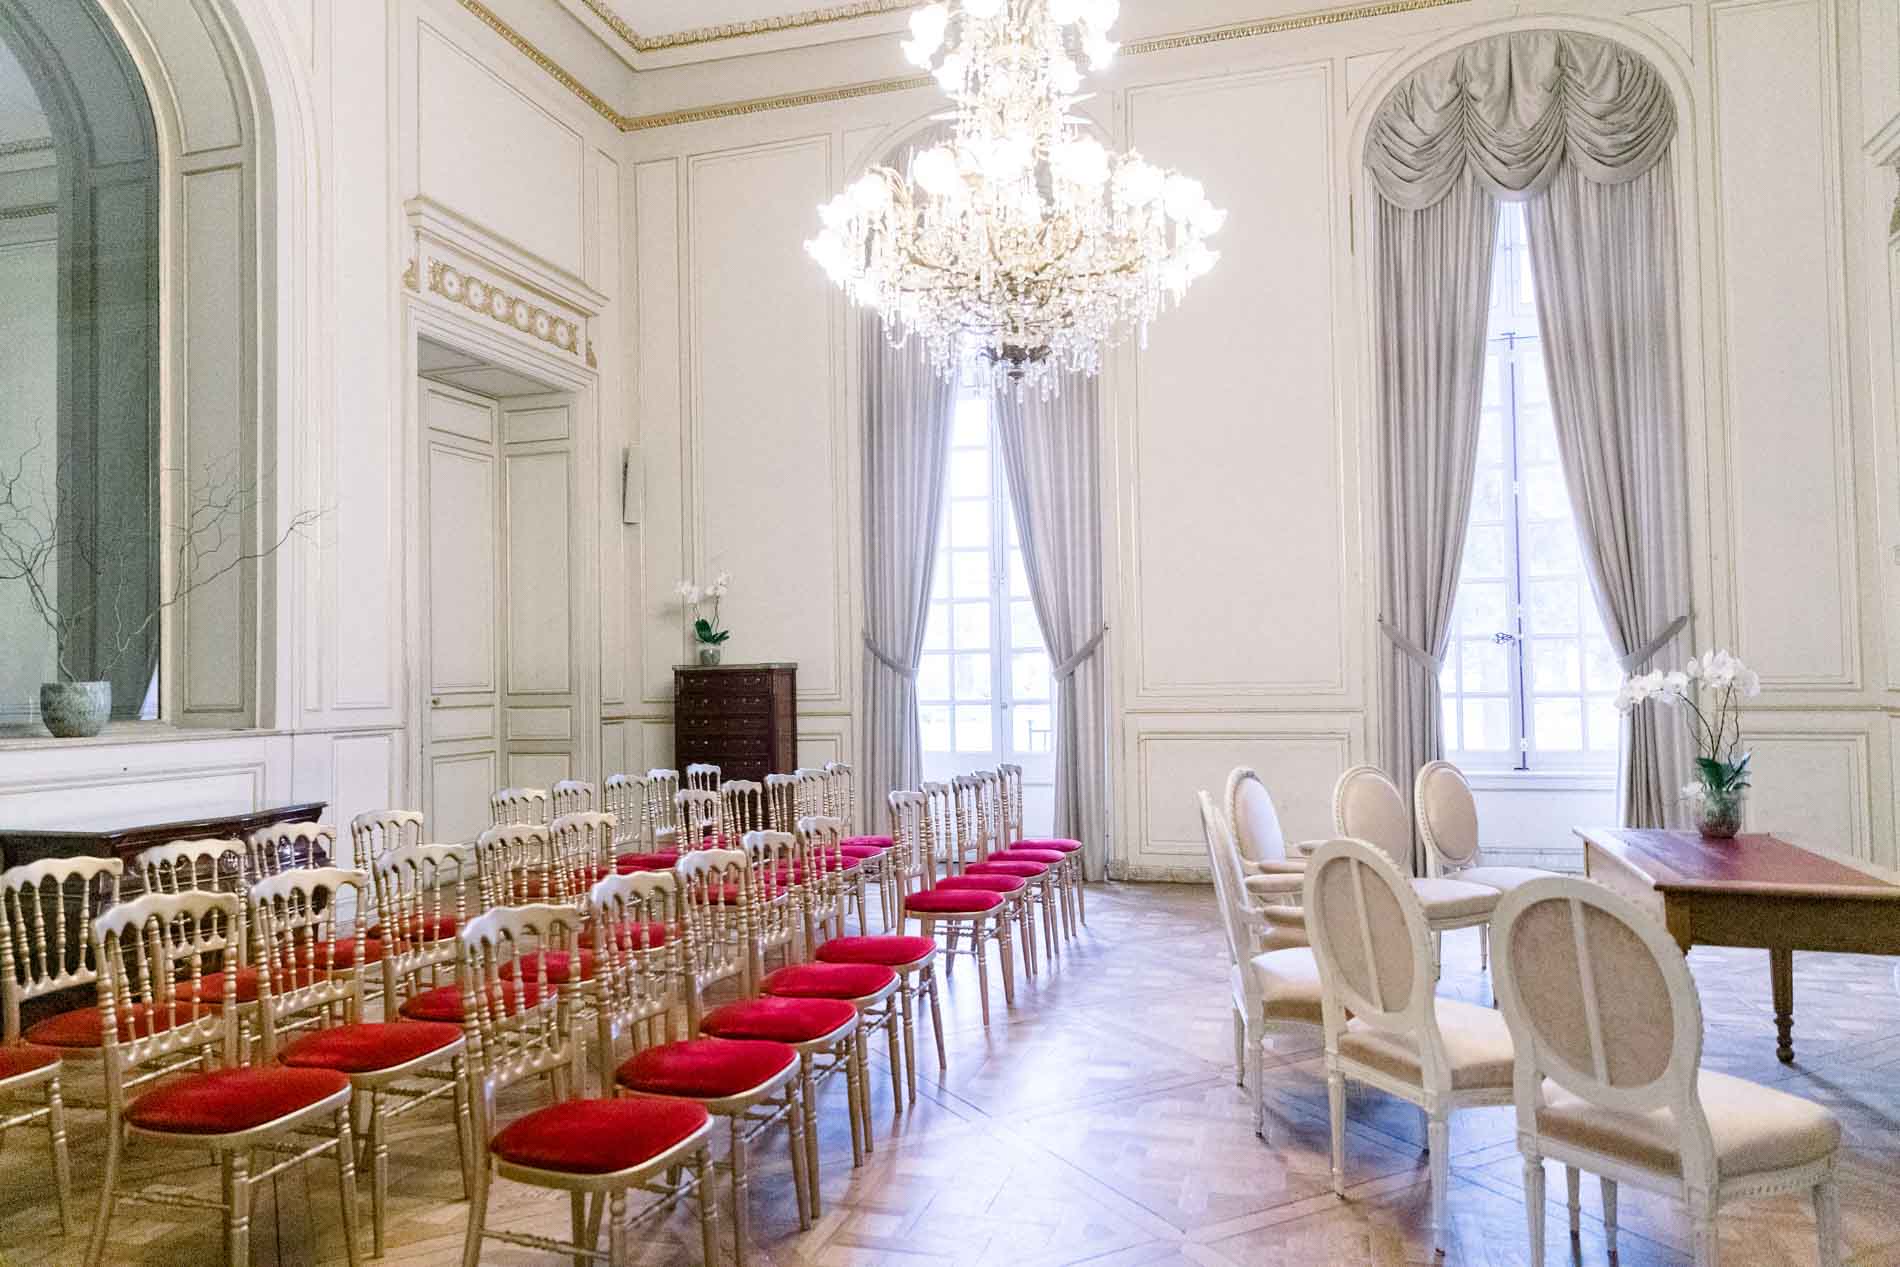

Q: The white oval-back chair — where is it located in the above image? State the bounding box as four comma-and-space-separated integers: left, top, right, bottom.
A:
1223, 768, 1310, 951
1414, 760, 1555, 968
1332, 766, 1499, 962
1492, 877, 1842, 1267
1304, 838, 1517, 1256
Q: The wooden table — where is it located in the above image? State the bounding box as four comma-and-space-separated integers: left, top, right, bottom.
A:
0, 801, 329, 877
1577, 828, 1900, 1063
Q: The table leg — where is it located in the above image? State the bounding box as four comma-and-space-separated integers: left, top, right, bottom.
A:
1771, 947, 1795, 1064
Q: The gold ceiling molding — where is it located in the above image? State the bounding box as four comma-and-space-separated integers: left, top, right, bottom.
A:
0, 202, 55, 221
580, 0, 913, 53
0, 137, 54, 158
459, 0, 1471, 133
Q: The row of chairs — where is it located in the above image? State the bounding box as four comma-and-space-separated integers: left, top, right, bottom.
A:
1201, 764, 1843, 1267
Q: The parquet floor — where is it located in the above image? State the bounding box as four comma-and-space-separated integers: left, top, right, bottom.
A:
4, 882, 1900, 1265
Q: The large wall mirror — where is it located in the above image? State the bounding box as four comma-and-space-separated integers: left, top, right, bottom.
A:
0, 0, 159, 728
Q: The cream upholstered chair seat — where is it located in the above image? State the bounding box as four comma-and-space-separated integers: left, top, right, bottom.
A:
1340, 999, 1513, 1092
1537, 1070, 1840, 1181
1453, 864, 1552, 891
1409, 876, 1501, 921
1249, 949, 1324, 1027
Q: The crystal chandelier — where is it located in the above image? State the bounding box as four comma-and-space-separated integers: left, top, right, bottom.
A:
804, 0, 1225, 394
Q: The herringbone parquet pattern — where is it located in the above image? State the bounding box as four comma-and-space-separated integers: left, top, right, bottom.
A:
3, 882, 1900, 1264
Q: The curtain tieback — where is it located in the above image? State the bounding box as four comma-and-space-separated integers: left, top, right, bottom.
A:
863, 634, 917, 680
1378, 620, 1443, 677
1053, 626, 1108, 680
1617, 612, 1692, 674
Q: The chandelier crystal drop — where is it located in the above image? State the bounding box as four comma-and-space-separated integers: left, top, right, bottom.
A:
804, 0, 1225, 395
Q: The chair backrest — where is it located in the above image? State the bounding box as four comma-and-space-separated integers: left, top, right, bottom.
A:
245, 821, 334, 883
551, 779, 597, 817
603, 775, 639, 850
474, 823, 552, 909
1413, 760, 1481, 873
927, 780, 965, 871
684, 763, 722, 794
1331, 766, 1413, 870
348, 810, 425, 876
795, 815, 848, 944
250, 867, 370, 1057
998, 763, 1027, 843
458, 904, 583, 1125
675, 788, 722, 850
135, 837, 248, 897
490, 787, 550, 827
720, 779, 770, 842
1224, 768, 1291, 868
974, 770, 1009, 855
676, 847, 749, 1007
792, 769, 829, 821
588, 870, 681, 1038
1491, 875, 1712, 1174
644, 769, 683, 840
890, 790, 930, 890
549, 812, 615, 905
1, 856, 122, 1042
740, 830, 799, 961
1199, 792, 1259, 1015
1303, 838, 1456, 1088
764, 773, 801, 833
91, 891, 240, 1110
373, 842, 472, 1000
823, 762, 856, 831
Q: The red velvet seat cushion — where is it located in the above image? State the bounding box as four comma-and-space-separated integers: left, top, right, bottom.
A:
966, 861, 1048, 878
179, 965, 328, 1004
904, 889, 1004, 914
841, 836, 892, 850
1011, 838, 1082, 853
760, 963, 896, 1000
26, 1003, 219, 1050
699, 997, 858, 1044
489, 1097, 709, 1175
991, 848, 1066, 865
497, 950, 598, 984
332, 937, 385, 969
398, 979, 547, 1024
837, 845, 888, 860
935, 875, 1026, 894
814, 935, 936, 968
0, 1043, 59, 1083
125, 1067, 349, 1135
279, 1021, 462, 1074
615, 1038, 796, 1099
617, 852, 680, 874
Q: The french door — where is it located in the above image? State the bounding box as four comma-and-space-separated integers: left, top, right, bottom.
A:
918, 388, 1055, 838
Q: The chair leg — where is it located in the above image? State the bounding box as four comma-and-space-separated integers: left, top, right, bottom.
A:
973, 922, 991, 1023
460, 1150, 491, 1267
47, 1076, 73, 1237
1524, 1155, 1546, 1267
1815, 1177, 1842, 1267
695, 1146, 720, 1267
898, 983, 918, 1106
926, 965, 947, 1072
786, 1084, 811, 1230
1600, 1176, 1618, 1252
335, 1108, 364, 1267
885, 1002, 903, 1114
1565, 1165, 1580, 1239
453, 1059, 476, 1199
1248, 1032, 1266, 1141
370, 1089, 390, 1257
570, 1191, 590, 1267
225, 1150, 252, 1267
85, 1121, 125, 1267
1326, 1069, 1345, 1198
1427, 1114, 1449, 1256
1689, 1188, 1719, 1267
1232, 1008, 1247, 1087
846, 1034, 868, 1165
606, 1190, 629, 1267
729, 1113, 751, 1265
997, 916, 1016, 1008
800, 1058, 823, 1219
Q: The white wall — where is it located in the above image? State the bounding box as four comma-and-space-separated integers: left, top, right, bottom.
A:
617, 0, 1900, 878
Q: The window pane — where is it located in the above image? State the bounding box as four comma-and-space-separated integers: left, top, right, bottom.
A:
1012, 652, 1051, 702
1522, 520, 1580, 576
954, 705, 992, 753
1475, 409, 1504, 464
951, 603, 990, 650
1586, 698, 1621, 753
949, 500, 990, 548
1458, 582, 1510, 635
1462, 639, 1512, 693
1518, 349, 1551, 412
920, 705, 952, 753
950, 551, 989, 598
953, 653, 992, 700
1462, 699, 1512, 752
1584, 636, 1621, 692
917, 653, 950, 701
1527, 639, 1581, 693
1010, 600, 1041, 648
1470, 468, 1506, 522
1014, 704, 1053, 754
1525, 579, 1579, 635
953, 399, 988, 445
1008, 550, 1030, 598
1533, 698, 1583, 752
950, 448, 989, 498
1522, 464, 1570, 520
923, 605, 949, 651
1442, 697, 1459, 748
1462, 525, 1508, 580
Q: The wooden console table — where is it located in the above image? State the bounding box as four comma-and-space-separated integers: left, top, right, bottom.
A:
1577, 828, 1900, 1063
0, 801, 329, 877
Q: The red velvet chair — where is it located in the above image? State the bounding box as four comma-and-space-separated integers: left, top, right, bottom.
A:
85, 890, 362, 1267
375, 842, 474, 1020
458, 903, 718, 1267
893, 790, 1016, 1024
995, 763, 1085, 929
0, 1040, 72, 1233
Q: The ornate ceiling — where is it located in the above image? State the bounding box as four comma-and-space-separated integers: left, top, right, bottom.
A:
583, 0, 912, 52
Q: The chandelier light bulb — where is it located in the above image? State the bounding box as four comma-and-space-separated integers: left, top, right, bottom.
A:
1083, 32, 1118, 70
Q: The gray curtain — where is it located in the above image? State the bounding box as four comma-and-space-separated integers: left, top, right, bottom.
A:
1369, 29, 1685, 851
1373, 175, 1499, 874
1525, 161, 1691, 827
994, 376, 1110, 880
859, 310, 957, 828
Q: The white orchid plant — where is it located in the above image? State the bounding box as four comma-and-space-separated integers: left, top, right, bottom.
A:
675, 573, 732, 649
1616, 649, 1762, 811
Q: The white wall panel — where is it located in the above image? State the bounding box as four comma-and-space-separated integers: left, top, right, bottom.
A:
504, 451, 574, 694
331, 732, 400, 824
688, 139, 842, 702
1746, 725, 1873, 863
416, 24, 586, 276
1712, 0, 1856, 687
635, 159, 686, 701
427, 444, 497, 692
1125, 65, 1348, 700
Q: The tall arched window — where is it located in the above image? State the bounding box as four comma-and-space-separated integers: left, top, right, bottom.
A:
0, 0, 159, 729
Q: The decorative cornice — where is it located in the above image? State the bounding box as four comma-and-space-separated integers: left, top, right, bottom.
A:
0, 202, 55, 221
580, 0, 911, 53
0, 137, 53, 158
426, 259, 583, 357
461, 0, 1473, 133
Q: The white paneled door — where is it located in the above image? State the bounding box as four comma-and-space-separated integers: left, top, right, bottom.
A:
421, 382, 580, 843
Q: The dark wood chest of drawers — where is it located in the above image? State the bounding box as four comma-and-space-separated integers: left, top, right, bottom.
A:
673, 663, 797, 782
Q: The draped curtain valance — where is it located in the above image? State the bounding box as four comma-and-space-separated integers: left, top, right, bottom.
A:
1367, 31, 1676, 210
